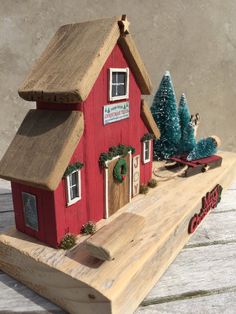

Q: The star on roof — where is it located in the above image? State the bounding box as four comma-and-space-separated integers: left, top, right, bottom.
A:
118, 14, 130, 35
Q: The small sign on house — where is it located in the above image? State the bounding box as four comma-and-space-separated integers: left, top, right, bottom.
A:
103, 101, 130, 125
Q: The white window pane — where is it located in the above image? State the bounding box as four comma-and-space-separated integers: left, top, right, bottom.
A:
69, 174, 73, 185
71, 172, 78, 185
118, 72, 126, 83
22, 192, 39, 231
117, 84, 126, 96
112, 85, 117, 97
112, 72, 117, 83
68, 170, 81, 202
110, 69, 129, 101
71, 185, 79, 199
144, 141, 150, 161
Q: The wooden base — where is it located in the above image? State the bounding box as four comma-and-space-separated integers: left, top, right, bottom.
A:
0, 151, 236, 314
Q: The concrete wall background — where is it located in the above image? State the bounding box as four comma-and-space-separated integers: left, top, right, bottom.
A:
0, 0, 236, 158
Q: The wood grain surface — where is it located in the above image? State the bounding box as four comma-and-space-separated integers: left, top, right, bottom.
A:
140, 99, 160, 139
0, 151, 235, 313
18, 16, 152, 103
0, 110, 84, 190
118, 34, 153, 95
108, 154, 130, 216
86, 212, 145, 260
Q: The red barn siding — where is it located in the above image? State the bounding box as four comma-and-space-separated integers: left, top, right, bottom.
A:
73, 44, 152, 224
53, 139, 87, 244
38, 44, 152, 228
11, 182, 58, 247
12, 43, 153, 247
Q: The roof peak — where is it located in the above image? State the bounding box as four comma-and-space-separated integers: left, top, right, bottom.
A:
18, 16, 152, 104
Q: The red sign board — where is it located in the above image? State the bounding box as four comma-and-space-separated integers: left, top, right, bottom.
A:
188, 184, 223, 234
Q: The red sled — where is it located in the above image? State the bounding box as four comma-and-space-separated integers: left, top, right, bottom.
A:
168, 155, 223, 177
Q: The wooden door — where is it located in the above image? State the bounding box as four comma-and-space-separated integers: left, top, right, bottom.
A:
106, 154, 131, 217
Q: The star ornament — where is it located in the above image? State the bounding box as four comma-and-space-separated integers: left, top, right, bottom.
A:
118, 15, 130, 35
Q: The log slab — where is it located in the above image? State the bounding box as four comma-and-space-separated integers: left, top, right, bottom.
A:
0, 151, 236, 314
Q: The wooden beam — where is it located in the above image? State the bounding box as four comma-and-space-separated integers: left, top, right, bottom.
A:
18, 17, 121, 103
118, 15, 130, 35
18, 16, 153, 103
86, 213, 145, 261
141, 99, 160, 139
118, 34, 153, 95
0, 151, 235, 314
0, 110, 84, 191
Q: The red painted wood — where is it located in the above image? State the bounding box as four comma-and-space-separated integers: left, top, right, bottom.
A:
53, 140, 88, 244
188, 184, 223, 233
171, 155, 222, 167
11, 182, 58, 247
11, 44, 153, 247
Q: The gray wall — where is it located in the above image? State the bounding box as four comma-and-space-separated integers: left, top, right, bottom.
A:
0, 0, 236, 158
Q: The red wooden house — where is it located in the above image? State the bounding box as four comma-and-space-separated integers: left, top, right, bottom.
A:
0, 16, 160, 248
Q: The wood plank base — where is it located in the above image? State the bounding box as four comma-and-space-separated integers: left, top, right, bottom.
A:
0, 151, 236, 314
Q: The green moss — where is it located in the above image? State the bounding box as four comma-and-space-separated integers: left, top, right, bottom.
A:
140, 184, 149, 195
59, 233, 76, 250
99, 144, 135, 168
141, 133, 155, 142
148, 178, 158, 188
81, 221, 96, 235
63, 161, 84, 177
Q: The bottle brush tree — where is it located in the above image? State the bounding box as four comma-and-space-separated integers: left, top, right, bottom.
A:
178, 93, 196, 154
187, 136, 220, 161
151, 71, 181, 160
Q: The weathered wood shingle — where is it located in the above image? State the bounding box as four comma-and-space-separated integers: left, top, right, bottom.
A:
18, 16, 152, 103
0, 110, 84, 190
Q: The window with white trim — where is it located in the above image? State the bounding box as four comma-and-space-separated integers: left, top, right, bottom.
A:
109, 68, 129, 101
143, 140, 151, 163
66, 170, 81, 206
22, 192, 39, 231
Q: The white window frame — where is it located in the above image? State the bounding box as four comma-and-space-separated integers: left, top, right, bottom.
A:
66, 169, 81, 206
143, 140, 151, 164
109, 68, 129, 101
22, 192, 39, 231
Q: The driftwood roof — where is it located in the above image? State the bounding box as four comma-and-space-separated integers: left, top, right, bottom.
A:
18, 16, 152, 103
0, 110, 84, 190
141, 100, 160, 139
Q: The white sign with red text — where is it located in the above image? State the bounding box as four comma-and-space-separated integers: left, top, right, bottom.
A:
103, 102, 129, 125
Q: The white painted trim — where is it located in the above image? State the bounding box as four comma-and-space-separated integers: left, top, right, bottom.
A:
66, 169, 81, 206
129, 151, 132, 202
104, 155, 122, 218
22, 192, 39, 232
109, 68, 129, 101
143, 140, 151, 164
132, 154, 140, 197
104, 167, 109, 219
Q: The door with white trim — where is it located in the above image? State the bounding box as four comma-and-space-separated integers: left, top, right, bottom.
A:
105, 153, 131, 218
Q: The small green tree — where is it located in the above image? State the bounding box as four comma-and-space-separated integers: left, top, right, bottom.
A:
151, 71, 181, 160
178, 93, 196, 154
187, 137, 218, 161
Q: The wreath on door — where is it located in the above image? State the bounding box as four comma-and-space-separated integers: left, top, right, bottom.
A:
113, 158, 128, 183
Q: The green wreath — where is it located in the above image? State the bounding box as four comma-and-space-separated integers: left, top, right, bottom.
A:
113, 158, 128, 183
